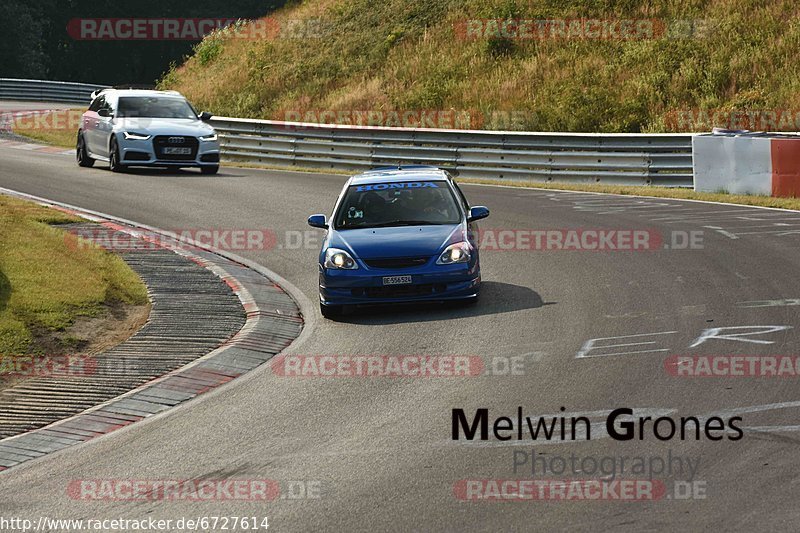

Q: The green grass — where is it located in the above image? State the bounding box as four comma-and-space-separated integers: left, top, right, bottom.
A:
12, 109, 82, 149
160, 0, 800, 133
0, 196, 149, 355
15, 129, 75, 149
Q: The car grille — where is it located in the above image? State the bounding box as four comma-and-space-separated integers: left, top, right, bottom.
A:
351, 283, 447, 299
153, 135, 199, 161
363, 257, 429, 269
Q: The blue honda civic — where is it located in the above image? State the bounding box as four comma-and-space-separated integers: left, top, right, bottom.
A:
308, 166, 489, 318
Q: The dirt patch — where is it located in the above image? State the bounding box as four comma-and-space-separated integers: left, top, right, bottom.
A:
0, 300, 151, 392
42, 300, 151, 356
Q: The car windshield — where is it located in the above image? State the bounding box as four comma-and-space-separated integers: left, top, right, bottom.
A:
334, 181, 462, 229
116, 97, 197, 119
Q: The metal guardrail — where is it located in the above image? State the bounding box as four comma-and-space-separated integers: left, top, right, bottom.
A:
0, 78, 694, 186
0, 78, 107, 105
210, 117, 694, 186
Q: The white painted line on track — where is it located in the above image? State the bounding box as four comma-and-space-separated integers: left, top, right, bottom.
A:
732, 229, 800, 236
649, 210, 765, 221
576, 331, 678, 359
703, 226, 740, 239
706, 222, 800, 229
462, 180, 800, 214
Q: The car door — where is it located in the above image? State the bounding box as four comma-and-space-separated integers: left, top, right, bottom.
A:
82, 95, 103, 154
94, 95, 115, 157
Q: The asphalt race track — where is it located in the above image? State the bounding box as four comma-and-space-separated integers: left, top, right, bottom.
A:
1, 140, 800, 531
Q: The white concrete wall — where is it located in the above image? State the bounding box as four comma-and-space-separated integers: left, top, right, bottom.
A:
692, 135, 773, 195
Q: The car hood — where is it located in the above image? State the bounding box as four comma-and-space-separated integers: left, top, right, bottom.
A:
330, 224, 464, 259
114, 117, 214, 136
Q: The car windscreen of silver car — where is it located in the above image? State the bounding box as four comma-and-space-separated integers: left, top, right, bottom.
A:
117, 97, 197, 119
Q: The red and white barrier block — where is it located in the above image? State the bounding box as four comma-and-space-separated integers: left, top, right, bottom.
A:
693, 134, 800, 197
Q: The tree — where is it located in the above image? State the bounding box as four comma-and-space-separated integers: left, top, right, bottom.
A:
0, 0, 286, 84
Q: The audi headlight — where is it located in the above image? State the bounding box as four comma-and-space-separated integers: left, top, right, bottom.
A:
436, 242, 472, 265
123, 131, 151, 141
199, 133, 218, 142
324, 248, 358, 270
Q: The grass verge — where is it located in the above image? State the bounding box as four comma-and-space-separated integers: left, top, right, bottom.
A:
11, 109, 83, 149
0, 195, 149, 355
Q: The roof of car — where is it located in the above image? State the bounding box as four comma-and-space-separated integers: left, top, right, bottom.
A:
349, 167, 449, 186
93, 89, 185, 99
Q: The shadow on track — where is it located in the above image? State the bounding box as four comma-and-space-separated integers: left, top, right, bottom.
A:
335, 281, 554, 324
105, 167, 246, 178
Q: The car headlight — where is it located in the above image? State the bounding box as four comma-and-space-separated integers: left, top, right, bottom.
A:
123, 131, 151, 140
436, 242, 472, 265
324, 248, 358, 270
199, 133, 218, 142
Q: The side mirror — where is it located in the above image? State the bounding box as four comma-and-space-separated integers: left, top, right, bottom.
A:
97, 108, 111, 118
199, 111, 212, 122
307, 214, 328, 229
467, 206, 490, 222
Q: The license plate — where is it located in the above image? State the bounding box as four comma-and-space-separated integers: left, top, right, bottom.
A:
382, 275, 412, 286
163, 147, 191, 155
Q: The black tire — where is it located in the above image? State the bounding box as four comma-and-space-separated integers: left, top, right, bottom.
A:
108, 137, 126, 173
76, 132, 94, 168
201, 165, 219, 175
320, 302, 343, 319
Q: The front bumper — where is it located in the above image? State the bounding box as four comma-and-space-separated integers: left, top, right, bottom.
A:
117, 136, 220, 168
319, 260, 481, 306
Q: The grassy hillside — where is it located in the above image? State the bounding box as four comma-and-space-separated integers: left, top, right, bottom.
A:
161, 0, 800, 132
